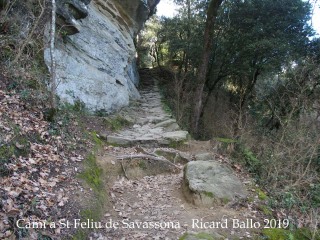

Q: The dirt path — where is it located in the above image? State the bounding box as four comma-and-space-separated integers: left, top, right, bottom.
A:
90, 72, 267, 240
90, 142, 266, 240
105, 70, 188, 147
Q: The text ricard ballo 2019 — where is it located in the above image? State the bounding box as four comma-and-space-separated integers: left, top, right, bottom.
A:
16, 218, 290, 230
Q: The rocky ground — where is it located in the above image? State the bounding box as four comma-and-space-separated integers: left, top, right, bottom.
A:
0, 70, 273, 240
87, 73, 272, 240
105, 72, 189, 147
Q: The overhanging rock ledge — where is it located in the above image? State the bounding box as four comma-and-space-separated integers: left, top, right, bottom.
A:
45, 0, 159, 113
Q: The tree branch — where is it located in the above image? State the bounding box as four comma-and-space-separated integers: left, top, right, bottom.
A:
116, 154, 182, 169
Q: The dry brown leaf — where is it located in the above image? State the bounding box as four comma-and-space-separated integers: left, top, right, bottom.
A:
48, 182, 56, 187
6, 208, 21, 217
28, 158, 36, 164
55, 227, 61, 235
40, 172, 48, 178
15, 142, 24, 149
39, 178, 47, 185
7, 190, 20, 198
4, 230, 13, 238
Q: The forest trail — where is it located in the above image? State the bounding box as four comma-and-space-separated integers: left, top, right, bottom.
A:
93, 70, 266, 240
106, 70, 188, 147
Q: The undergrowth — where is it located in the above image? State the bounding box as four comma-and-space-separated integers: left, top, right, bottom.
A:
78, 153, 103, 191
103, 115, 131, 131
73, 132, 107, 240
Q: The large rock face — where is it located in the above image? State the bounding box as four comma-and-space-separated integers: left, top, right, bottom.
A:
45, 0, 159, 113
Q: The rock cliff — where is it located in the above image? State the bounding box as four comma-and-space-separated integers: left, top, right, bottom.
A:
45, 0, 159, 113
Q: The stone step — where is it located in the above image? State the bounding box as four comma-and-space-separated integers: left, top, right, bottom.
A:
107, 130, 189, 147
162, 131, 189, 142
154, 119, 176, 128
104, 78, 190, 147
107, 135, 185, 147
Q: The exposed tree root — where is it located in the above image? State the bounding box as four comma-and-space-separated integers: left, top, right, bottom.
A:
116, 154, 182, 169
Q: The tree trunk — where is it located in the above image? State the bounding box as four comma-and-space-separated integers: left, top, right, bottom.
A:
240, 68, 260, 108
50, 0, 57, 109
191, 0, 223, 136
184, 0, 191, 73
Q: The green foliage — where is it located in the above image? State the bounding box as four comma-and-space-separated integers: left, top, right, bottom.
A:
138, 160, 147, 170
36, 233, 52, 240
0, 144, 15, 159
168, 139, 186, 149
72, 139, 106, 240
262, 228, 319, 240
15, 227, 29, 239
221, 197, 229, 204
257, 189, 267, 201
71, 230, 87, 240
43, 108, 58, 122
157, 81, 173, 114
239, 146, 261, 175
310, 184, 320, 208
247, 124, 320, 212
19, 89, 31, 101
80, 209, 100, 222
72, 100, 86, 112
215, 138, 237, 152
90, 131, 102, 146
74, 152, 105, 240
207, 0, 313, 108
282, 192, 297, 209
137, 16, 163, 67
203, 191, 214, 198
48, 100, 87, 126
161, 99, 173, 115
258, 204, 272, 216
262, 228, 289, 240
103, 115, 130, 131
0, 144, 15, 175
78, 154, 103, 191
60, 100, 86, 113
0, 47, 14, 62
215, 137, 237, 144
293, 228, 320, 240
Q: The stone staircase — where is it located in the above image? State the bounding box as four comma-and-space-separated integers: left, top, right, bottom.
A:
106, 73, 189, 147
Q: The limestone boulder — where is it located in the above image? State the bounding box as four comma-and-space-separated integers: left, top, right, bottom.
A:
154, 119, 176, 128
155, 119, 180, 131
45, 0, 159, 113
183, 161, 248, 207
163, 131, 189, 142
56, 0, 91, 34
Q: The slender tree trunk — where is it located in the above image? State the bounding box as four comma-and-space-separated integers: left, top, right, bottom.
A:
191, 0, 223, 136
240, 68, 260, 108
50, 0, 57, 109
200, 74, 225, 119
184, 0, 191, 73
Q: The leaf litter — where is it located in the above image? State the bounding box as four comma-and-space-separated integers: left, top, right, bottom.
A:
0, 88, 289, 239
0, 90, 85, 239
89, 160, 260, 240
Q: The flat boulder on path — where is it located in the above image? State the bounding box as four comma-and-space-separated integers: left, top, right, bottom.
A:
163, 130, 189, 141
183, 161, 248, 207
